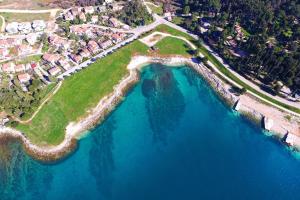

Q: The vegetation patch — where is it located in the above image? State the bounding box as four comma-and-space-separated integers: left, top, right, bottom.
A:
155, 37, 193, 56
0, 12, 51, 23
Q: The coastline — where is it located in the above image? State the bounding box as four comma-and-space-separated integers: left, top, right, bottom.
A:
0, 55, 299, 161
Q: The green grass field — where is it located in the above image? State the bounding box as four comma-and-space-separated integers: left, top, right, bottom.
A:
0, 12, 51, 23
17, 41, 149, 145
155, 37, 193, 56
16, 35, 195, 145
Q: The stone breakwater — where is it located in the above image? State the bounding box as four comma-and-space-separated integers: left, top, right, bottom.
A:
0, 55, 299, 161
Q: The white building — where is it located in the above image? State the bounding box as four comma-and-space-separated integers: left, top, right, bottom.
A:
32, 20, 46, 32
6, 22, 19, 34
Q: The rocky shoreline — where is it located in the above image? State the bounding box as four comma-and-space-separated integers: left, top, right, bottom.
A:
0, 55, 299, 161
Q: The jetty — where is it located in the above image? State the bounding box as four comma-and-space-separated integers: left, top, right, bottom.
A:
263, 117, 274, 131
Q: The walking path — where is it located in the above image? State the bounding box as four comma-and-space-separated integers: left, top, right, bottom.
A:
0, 15, 5, 32
153, 15, 300, 116
12, 81, 63, 124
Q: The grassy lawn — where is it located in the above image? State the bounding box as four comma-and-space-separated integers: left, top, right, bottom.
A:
153, 24, 197, 43
0, 12, 51, 23
155, 37, 193, 56
17, 41, 149, 145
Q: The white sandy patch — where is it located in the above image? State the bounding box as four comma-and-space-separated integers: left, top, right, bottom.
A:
139, 31, 167, 47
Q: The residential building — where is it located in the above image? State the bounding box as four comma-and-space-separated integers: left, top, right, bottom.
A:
111, 33, 124, 43
17, 44, 32, 56
48, 66, 61, 76
69, 54, 82, 63
43, 53, 60, 65
6, 22, 19, 34
109, 18, 121, 27
99, 40, 112, 49
88, 40, 99, 54
26, 33, 39, 45
80, 48, 91, 58
18, 73, 31, 83
1, 63, 15, 73
58, 59, 71, 71
91, 15, 99, 24
79, 12, 87, 22
18, 22, 32, 34
0, 48, 9, 59
15, 64, 25, 73
49, 35, 70, 49
32, 20, 46, 32
84, 6, 95, 14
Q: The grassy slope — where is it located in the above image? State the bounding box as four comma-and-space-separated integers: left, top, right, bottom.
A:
155, 37, 193, 56
17, 41, 149, 145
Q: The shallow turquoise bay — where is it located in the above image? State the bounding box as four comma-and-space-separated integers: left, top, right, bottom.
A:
1, 64, 300, 200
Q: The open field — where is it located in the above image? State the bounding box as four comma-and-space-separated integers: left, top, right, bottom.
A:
0, 0, 55, 9
0, 12, 51, 23
15, 34, 194, 145
155, 37, 193, 56
16, 41, 149, 145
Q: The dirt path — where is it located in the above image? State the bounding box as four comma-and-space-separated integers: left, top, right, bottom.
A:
0, 15, 5, 32
13, 81, 63, 124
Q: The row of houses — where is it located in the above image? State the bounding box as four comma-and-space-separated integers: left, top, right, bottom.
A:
48, 34, 71, 50
69, 33, 126, 63
0, 62, 37, 74
6, 20, 46, 34
42, 53, 71, 76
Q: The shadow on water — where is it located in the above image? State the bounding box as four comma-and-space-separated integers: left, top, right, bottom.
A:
141, 65, 185, 145
0, 138, 53, 200
89, 116, 116, 200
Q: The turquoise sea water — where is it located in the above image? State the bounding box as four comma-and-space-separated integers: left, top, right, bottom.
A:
1, 64, 300, 200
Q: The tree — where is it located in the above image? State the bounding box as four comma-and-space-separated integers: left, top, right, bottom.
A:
183, 6, 190, 15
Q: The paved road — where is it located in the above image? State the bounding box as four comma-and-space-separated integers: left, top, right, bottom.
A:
153, 15, 300, 112
57, 17, 164, 79
59, 12, 300, 115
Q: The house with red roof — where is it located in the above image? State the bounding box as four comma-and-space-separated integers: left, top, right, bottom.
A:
88, 40, 99, 54
80, 48, 91, 58
15, 64, 25, 73
18, 73, 31, 83
69, 54, 82, 64
17, 44, 32, 56
83, 6, 95, 14
0, 48, 9, 59
48, 66, 61, 76
1, 63, 15, 73
99, 40, 113, 49
43, 53, 61, 65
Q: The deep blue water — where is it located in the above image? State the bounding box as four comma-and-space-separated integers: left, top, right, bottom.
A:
1, 64, 300, 200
